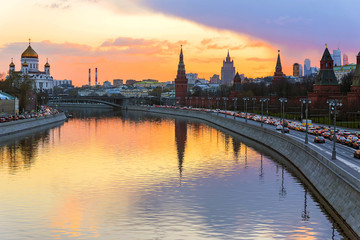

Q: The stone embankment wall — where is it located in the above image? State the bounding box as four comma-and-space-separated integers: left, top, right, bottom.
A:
0, 112, 67, 136
128, 105, 360, 238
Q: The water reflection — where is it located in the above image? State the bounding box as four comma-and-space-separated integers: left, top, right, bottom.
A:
175, 119, 187, 180
0, 110, 349, 239
0, 122, 63, 174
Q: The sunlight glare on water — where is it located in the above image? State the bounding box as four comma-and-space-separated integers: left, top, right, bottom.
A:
0, 110, 346, 239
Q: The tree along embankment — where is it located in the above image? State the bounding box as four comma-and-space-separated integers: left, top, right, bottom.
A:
0, 112, 67, 137
127, 105, 360, 239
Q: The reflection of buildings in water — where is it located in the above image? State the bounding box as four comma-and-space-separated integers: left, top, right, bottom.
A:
224, 134, 230, 153
175, 119, 187, 179
0, 129, 51, 173
244, 145, 248, 168
232, 138, 241, 162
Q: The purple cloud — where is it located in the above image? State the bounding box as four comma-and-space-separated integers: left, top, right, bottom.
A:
137, 0, 360, 55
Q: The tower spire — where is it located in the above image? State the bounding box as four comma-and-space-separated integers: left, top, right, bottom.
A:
276, 50, 282, 70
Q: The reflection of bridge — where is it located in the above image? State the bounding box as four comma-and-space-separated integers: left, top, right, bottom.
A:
48, 96, 158, 109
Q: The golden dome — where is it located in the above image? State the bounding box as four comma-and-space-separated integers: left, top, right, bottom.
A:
9, 60, 15, 67
22, 61, 28, 67
44, 58, 50, 68
21, 44, 38, 59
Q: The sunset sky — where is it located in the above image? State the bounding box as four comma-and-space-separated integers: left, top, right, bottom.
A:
0, 0, 359, 86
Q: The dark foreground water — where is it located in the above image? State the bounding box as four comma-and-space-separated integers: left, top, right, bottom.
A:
0, 109, 347, 239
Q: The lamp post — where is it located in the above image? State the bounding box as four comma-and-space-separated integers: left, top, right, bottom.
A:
327, 99, 342, 160
279, 98, 287, 134
259, 98, 269, 127
300, 99, 304, 122
208, 97, 213, 109
189, 97, 192, 107
301, 98, 311, 144
243, 97, 249, 123
185, 96, 188, 107
195, 97, 199, 108
41, 96, 45, 106
201, 97, 205, 108
233, 97, 238, 119
252, 97, 256, 113
326, 99, 331, 128
216, 97, 220, 109
223, 97, 228, 110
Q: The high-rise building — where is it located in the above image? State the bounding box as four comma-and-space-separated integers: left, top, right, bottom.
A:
293, 63, 300, 77
273, 50, 285, 82
186, 73, 198, 85
221, 50, 235, 85
174, 46, 188, 103
333, 48, 341, 66
343, 54, 349, 65
304, 59, 311, 76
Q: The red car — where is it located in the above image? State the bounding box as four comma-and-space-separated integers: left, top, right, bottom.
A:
314, 136, 325, 143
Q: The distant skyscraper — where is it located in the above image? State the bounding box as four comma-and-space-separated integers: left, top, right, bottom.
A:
304, 59, 311, 76
343, 54, 349, 65
333, 48, 341, 66
293, 63, 300, 77
299, 64, 303, 77
221, 50, 235, 85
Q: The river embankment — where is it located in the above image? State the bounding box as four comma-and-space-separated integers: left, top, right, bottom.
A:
0, 112, 67, 137
127, 105, 360, 239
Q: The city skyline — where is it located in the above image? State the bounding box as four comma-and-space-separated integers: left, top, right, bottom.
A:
1, 0, 359, 86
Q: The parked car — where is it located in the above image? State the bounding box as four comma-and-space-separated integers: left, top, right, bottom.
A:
354, 150, 360, 159
314, 136, 326, 143
283, 127, 290, 133
276, 125, 283, 131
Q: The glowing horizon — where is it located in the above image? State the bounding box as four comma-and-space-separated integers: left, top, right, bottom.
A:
0, 0, 358, 86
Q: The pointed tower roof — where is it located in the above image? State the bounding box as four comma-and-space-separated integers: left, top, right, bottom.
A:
321, 45, 333, 61
315, 45, 338, 85
178, 45, 185, 71
276, 50, 282, 69
225, 49, 231, 62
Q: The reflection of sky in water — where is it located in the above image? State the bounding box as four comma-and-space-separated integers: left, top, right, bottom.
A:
0, 111, 345, 239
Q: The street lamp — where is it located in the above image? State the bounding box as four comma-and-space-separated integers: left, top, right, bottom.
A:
195, 97, 199, 108
259, 98, 269, 127
216, 97, 220, 109
223, 97, 228, 110
189, 97, 192, 107
252, 97, 256, 113
201, 97, 205, 108
326, 99, 331, 128
208, 97, 213, 109
300, 99, 304, 122
301, 98, 311, 144
41, 96, 46, 106
327, 99, 342, 160
233, 97, 238, 119
279, 98, 288, 134
185, 96, 188, 107
243, 97, 249, 123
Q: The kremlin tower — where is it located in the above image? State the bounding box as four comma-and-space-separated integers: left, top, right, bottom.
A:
273, 50, 285, 82
308, 45, 342, 106
174, 46, 188, 104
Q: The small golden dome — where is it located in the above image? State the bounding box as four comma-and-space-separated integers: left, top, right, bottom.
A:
22, 61, 28, 67
9, 62, 15, 68
21, 45, 38, 59
45, 59, 50, 68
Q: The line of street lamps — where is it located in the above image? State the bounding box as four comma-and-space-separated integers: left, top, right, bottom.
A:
327, 99, 342, 160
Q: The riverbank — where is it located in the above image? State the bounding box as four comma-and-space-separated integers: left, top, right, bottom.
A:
0, 112, 67, 137
127, 105, 360, 239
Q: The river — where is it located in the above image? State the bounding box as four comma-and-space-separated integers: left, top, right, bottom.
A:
0, 109, 348, 239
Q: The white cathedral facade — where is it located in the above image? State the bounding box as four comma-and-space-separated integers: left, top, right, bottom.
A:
8, 42, 54, 92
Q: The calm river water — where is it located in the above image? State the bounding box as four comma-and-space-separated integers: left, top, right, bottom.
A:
0, 109, 348, 239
